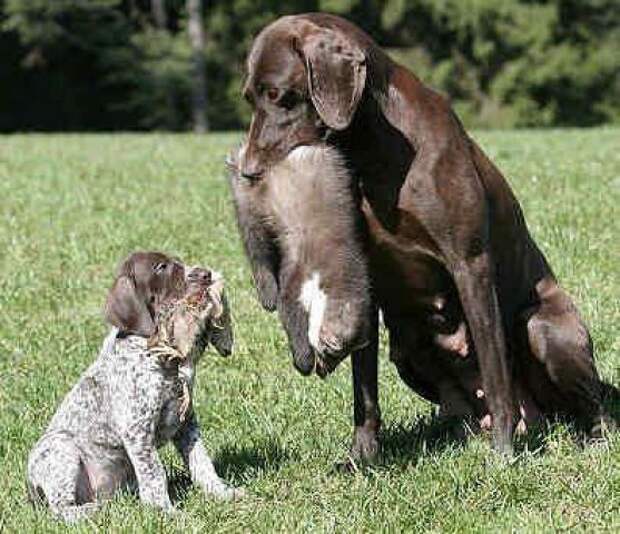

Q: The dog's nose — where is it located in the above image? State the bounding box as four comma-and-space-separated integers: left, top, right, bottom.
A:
239, 149, 264, 180
240, 167, 263, 181
238, 140, 265, 180
188, 268, 212, 285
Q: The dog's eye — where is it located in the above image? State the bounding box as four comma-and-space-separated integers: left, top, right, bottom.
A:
266, 87, 279, 102
153, 262, 167, 274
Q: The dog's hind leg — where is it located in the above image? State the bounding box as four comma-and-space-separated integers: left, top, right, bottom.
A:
520, 277, 606, 438
27, 432, 98, 523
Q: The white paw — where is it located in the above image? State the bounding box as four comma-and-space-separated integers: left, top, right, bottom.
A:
212, 485, 246, 501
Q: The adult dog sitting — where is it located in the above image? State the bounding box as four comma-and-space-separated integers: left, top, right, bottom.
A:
238, 13, 607, 462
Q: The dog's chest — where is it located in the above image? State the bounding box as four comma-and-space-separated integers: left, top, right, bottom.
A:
155, 363, 195, 444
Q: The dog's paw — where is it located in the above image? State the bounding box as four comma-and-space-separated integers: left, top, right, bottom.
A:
334, 428, 381, 473
211, 485, 246, 501
255, 270, 278, 312
168, 507, 191, 521
229, 487, 246, 500
350, 427, 380, 464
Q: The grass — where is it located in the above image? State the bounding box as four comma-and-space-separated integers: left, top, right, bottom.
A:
0, 129, 618, 532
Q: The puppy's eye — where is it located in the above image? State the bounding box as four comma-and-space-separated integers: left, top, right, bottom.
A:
153, 262, 167, 274
266, 87, 279, 102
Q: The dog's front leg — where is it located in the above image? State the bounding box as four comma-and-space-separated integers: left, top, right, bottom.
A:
123, 435, 173, 511
452, 253, 515, 455
174, 413, 244, 501
349, 306, 380, 466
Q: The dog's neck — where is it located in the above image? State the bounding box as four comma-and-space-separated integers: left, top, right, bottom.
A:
106, 327, 197, 422
104, 325, 201, 368
328, 94, 415, 232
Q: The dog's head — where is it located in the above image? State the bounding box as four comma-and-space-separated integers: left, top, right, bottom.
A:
240, 13, 368, 179
105, 252, 233, 357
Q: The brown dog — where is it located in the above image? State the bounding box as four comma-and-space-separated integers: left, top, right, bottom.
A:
240, 13, 606, 460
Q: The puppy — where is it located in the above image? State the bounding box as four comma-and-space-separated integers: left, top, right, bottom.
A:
27, 252, 242, 522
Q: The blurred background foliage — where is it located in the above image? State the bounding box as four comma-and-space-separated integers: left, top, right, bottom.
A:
1, 0, 618, 131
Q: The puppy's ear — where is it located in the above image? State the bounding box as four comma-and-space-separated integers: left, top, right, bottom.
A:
104, 275, 156, 337
299, 29, 366, 130
207, 277, 234, 356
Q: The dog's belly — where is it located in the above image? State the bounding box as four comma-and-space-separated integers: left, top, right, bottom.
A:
367, 212, 470, 354
385, 309, 484, 410
364, 203, 485, 410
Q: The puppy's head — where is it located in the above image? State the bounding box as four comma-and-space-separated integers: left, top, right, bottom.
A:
240, 13, 368, 179
105, 251, 186, 337
104, 252, 233, 357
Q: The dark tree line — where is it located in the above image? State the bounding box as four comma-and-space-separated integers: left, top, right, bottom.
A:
1, 0, 618, 131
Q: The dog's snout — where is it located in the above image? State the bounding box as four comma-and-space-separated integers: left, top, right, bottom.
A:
240, 167, 263, 181
239, 144, 265, 180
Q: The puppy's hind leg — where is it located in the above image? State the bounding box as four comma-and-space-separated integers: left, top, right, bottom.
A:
27, 432, 98, 523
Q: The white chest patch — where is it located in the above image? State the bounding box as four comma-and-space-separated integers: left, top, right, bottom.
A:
299, 272, 327, 350
287, 145, 315, 163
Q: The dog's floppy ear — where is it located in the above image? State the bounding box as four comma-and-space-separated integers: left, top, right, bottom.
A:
299, 29, 366, 130
207, 276, 234, 356
104, 275, 156, 337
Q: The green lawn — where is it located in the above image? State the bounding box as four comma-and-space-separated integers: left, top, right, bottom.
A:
0, 130, 618, 532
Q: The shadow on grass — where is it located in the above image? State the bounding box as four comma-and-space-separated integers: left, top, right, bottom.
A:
365, 381, 620, 470
601, 381, 620, 433
215, 439, 294, 479
167, 471, 193, 504
167, 439, 293, 503
378, 413, 473, 468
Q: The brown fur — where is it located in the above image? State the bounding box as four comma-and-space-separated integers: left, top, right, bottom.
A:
239, 13, 608, 461
229, 144, 371, 375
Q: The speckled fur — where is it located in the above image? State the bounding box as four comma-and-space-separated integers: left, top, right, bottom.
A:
27, 281, 241, 523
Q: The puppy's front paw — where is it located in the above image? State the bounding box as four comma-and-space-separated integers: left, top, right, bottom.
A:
168, 507, 191, 520
213, 485, 246, 501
